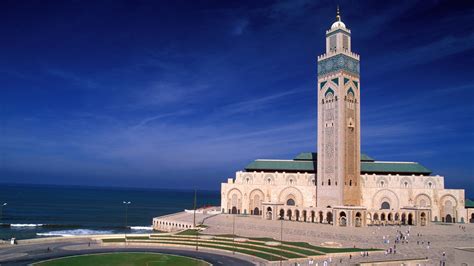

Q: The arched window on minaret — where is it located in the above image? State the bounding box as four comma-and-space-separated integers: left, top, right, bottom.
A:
328, 179, 331, 186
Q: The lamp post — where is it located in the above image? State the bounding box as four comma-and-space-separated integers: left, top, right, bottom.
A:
232, 214, 236, 255
0, 203, 7, 224
193, 190, 198, 251
280, 218, 283, 266
123, 201, 131, 241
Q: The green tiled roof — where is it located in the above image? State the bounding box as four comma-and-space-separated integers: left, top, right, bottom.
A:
294, 152, 318, 161
293, 152, 374, 162
246, 160, 316, 172
361, 162, 431, 175
466, 199, 474, 208
245, 155, 431, 175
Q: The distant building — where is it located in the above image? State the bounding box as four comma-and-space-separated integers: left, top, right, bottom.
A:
220, 8, 468, 227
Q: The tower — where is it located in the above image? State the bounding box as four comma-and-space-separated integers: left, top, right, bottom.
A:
317, 7, 361, 207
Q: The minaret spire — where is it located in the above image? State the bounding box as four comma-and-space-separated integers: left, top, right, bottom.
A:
336, 5, 341, 21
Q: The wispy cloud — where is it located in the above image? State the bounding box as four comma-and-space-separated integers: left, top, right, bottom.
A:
131, 110, 192, 130
231, 18, 249, 35
45, 68, 99, 89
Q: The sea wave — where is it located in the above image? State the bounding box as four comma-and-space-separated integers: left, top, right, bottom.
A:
10, 224, 43, 227
130, 226, 153, 230
36, 229, 114, 237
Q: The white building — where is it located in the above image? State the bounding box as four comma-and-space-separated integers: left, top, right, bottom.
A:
220, 8, 468, 227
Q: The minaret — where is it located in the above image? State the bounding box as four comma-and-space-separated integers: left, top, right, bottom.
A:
317, 7, 361, 207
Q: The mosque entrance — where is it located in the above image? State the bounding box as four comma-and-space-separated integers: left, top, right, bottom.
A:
445, 214, 453, 223
408, 213, 414, 225
339, 212, 347, 226
326, 212, 333, 224
253, 207, 260, 215
420, 212, 427, 226
231, 207, 238, 214
266, 207, 272, 220
355, 212, 362, 227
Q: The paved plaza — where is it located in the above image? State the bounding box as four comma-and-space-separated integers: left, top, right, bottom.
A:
202, 214, 474, 265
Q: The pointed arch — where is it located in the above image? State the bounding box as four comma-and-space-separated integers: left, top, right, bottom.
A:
347, 87, 355, 97
325, 88, 335, 97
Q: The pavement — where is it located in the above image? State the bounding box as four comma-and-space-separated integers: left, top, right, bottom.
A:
1, 214, 473, 265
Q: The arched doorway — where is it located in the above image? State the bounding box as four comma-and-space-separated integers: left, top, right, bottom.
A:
355, 212, 362, 227
279, 209, 284, 220
420, 212, 427, 226
231, 207, 238, 214
311, 211, 315, 223
408, 213, 414, 225
381, 213, 386, 222
339, 212, 347, 226
295, 210, 300, 221
470, 213, 474, 223
401, 213, 406, 225
373, 213, 379, 225
302, 210, 307, 222
446, 214, 453, 223
327, 212, 333, 224
319, 211, 324, 223
266, 207, 272, 220
253, 207, 260, 216
287, 209, 293, 220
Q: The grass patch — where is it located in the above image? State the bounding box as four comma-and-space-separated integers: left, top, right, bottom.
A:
282, 241, 380, 253
176, 229, 199, 236
33, 252, 209, 266
137, 238, 303, 259
249, 237, 275, 242
137, 241, 284, 261
126, 236, 150, 240
102, 238, 125, 243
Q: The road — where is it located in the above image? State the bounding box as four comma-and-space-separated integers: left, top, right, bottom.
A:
0, 238, 257, 266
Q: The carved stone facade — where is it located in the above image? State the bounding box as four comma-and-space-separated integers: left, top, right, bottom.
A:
220, 9, 468, 227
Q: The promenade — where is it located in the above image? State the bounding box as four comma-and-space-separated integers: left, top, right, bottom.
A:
1, 214, 473, 265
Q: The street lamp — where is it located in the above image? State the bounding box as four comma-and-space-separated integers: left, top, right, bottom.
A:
123, 201, 131, 241
0, 203, 7, 224
280, 218, 283, 266
232, 214, 236, 255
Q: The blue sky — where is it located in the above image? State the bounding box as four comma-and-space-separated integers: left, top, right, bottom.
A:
1, 0, 473, 196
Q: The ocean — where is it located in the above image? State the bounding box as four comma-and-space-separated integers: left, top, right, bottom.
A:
0, 184, 220, 240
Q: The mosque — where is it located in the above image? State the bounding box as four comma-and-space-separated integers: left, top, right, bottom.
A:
220, 9, 470, 227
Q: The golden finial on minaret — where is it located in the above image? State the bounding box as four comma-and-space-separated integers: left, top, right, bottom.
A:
336, 5, 341, 21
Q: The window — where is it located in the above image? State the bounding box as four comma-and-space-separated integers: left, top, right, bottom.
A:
328, 179, 331, 186
428, 182, 432, 188
286, 199, 295, 206
381, 202, 390, 210
246, 178, 250, 184
330, 36, 336, 51
343, 35, 349, 50
404, 181, 408, 188
349, 180, 352, 186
